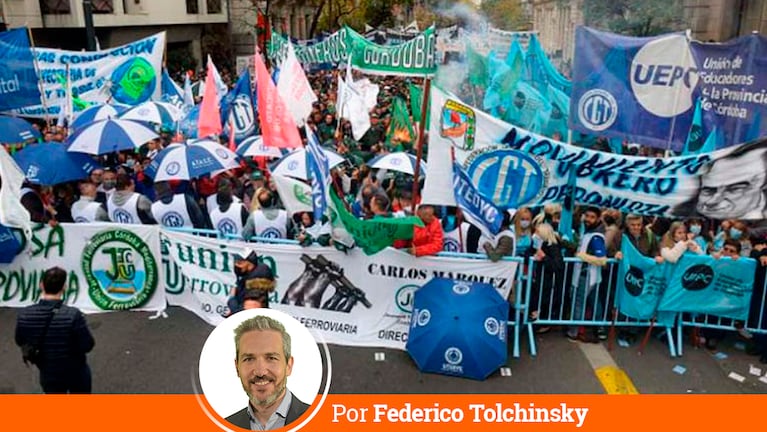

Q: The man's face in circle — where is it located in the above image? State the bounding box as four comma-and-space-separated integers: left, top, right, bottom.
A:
235, 329, 293, 409
697, 155, 766, 219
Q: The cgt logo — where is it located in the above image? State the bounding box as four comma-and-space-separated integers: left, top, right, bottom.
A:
577, 89, 617, 132
630, 34, 698, 118
466, 149, 546, 209
624, 266, 645, 297
681, 264, 714, 291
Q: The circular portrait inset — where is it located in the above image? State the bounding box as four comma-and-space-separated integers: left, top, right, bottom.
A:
199, 309, 324, 430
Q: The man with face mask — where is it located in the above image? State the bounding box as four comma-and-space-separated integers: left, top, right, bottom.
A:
97, 169, 117, 200
568, 206, 607, 343
226, 315, 309, 430
224, 250, 276, 317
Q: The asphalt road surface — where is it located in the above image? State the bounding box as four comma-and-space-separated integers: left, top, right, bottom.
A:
1, 306, 764, 394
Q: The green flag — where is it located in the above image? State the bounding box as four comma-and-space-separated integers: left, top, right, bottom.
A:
347, 26, 437, 77
466, 44, 488, 86
329, 191, 423, 255
386, 97, 416, 150
409, 82, 432, 128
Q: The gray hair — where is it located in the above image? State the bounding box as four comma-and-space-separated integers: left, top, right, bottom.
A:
234, 315, 292, 363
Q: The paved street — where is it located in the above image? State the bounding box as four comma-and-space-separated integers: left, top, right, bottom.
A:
0, 306, 764, 394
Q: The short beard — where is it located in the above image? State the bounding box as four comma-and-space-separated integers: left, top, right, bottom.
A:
249, 376, 287, 409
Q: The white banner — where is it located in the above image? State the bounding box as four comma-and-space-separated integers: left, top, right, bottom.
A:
162, 230, 517, 349
0, 223, 165, 313
15, 32, 166, 118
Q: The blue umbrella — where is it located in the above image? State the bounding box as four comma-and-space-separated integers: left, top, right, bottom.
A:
145, 139, 240, 181
66, 119, 159, 155
0, 116, 40, 143
368, 151, 426, 176
71, 103, 128, 131
406, 277, 508, 381
14, 142, 101, 185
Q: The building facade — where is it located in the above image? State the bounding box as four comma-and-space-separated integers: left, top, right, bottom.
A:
531, 0, 766, 72
1, 0, 229, 72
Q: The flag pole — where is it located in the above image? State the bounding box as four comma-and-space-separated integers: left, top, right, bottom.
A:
26, 26, 52, 128
410, 77, 431, 213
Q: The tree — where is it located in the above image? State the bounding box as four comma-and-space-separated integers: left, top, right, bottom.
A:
583, 0, 685, 37
480, 0, 528, 31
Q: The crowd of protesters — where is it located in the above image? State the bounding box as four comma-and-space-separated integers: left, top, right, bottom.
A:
9, 65, 767, 365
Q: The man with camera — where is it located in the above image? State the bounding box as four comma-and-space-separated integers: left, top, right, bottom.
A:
15, 267, 95, 393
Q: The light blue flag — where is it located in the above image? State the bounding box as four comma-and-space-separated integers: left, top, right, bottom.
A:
658, 254, 756, 321
617, 235, 669, 320
542, 84, 570, 139
183, 74, 195, 109
698, 126, 721, 154
746, 110, 762, 142
682, 99, 704, 155
501, 80, 552, 130
524, 34, 572, 95
305, 125, 330, 221
505, 37, 524, 69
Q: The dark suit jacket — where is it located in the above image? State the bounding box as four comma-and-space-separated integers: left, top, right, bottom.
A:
225, 391, 310, 430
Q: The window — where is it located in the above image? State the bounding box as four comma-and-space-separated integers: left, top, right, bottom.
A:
40, 0, 71, 15
186, 0, 199, 14
206, 0, 221, 14
92, 0, 114, 13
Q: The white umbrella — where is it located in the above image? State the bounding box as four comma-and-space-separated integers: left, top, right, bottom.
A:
270, 148, 346, 180
70, 103, 129, 130
66, 119, 159, 155
236, 135, 284, 159
120, 101, 181, 126
146, 139, 240, 181
368, 152, 426, 176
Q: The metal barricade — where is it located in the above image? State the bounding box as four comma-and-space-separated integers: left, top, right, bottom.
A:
523, 257, 677, 357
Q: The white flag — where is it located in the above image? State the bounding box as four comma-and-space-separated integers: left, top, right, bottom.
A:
0, 146, 31, 235
271, 174, 313, 216
277, 42, 317, 126
206, 55, 229, 102
339, 62, 370, 140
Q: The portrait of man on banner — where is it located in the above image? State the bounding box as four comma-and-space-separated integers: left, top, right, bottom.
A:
674, 140, 767, 220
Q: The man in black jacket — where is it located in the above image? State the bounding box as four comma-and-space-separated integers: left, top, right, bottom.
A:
226, 315, 310, 430
15, 267, 95, 393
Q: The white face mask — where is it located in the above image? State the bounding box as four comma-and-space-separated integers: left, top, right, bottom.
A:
520, 220, 531, 229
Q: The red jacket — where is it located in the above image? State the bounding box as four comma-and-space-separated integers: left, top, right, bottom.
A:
411, 217, 444, 257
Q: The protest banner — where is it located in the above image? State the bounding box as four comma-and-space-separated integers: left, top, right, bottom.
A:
0, 28, 42, 111
269, 26, 437, 77
0, 223, 165, 314
14, 32, 165, 118
658, 253, 756, 321
161, 230, 516, 349
616, 235, 670, 322
422, 85, 767, 220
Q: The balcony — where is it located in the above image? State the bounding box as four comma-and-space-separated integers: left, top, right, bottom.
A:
38, 0, 228, 28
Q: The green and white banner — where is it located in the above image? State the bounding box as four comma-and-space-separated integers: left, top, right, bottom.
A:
162, 230, 516, 349
269, 26, 436, 77
14, 32, 166, 118
0, 223, 165, 313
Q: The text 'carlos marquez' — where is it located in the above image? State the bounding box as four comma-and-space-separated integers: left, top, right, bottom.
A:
332, 402, 589, 428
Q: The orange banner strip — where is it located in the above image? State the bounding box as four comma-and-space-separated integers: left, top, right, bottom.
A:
2, 394, 766, 431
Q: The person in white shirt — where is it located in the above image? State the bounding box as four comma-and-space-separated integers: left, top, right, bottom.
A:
71, 181, 108, 223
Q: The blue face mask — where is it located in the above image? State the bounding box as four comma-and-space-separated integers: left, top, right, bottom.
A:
730, 228, 743, 240
689, 225, 701, 235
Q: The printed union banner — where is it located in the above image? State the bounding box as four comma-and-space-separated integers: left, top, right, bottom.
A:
690, 34, 767, 146
658, 253, 756, 321
13, 32, 165, 118
270, 26, 437, 77
0, 223, 165, 314
162, 230, 516, 349
616, 235, 669, 321
570, 26, 694, 150
347, 26, 437, 77
0, 28, 42, 111
422, 84, 767, 220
